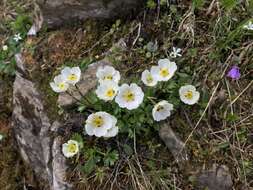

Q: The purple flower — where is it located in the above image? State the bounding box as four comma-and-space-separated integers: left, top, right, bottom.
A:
227, 66, 240, 80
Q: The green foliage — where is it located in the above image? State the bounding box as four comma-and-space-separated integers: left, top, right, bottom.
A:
110, 19, 121, 34
147, 0, 156, 9
192, 0, 205, 10
0, 15, 30, 76
248, 0, 253, 12
0, 36, 23, 75
79, 57, 94, 70
0, 55, 16, 76
10, 14, 32, 34
81, 147, 119, 175
214, 17, 252, 53
103, 150, 119, 167
83, 156, 100, 175
123, 144, 133, 156
220, 0, 237, 11
242, 160, 253, 177
217, 141, 230, 150
160, 0, 167, 6
226, 113, 239, 123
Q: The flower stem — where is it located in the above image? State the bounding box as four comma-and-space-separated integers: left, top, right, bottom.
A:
96, 150, 106, 156
147, 97, 157, 105
65, 91, 83, 105
74, 85, 93, 105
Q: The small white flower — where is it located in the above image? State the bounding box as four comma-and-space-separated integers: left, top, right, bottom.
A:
96, 65, 120, 84
50, 74, 69, 93
61, 66, 81, 85
0, 134, 3, 141
141, 70, 158, 87
13, 33, 22, 42
170, 47, 182, 58
85, 112, 117, 137
151, 59, 177, 82
2, 45, 8, 51
95, 81, 119, 101
62, 140, 79, 158
115, 83, 144, 110
243, 21, 253, 30
152, 100, 173, 121
179, 85, 200, 105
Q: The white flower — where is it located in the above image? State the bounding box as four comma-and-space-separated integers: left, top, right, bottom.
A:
141, 70, 158, 87
62, 140, 79, 158
61, 66, 81, 85
85, 112, 118, 137
152, 100, 173, 121
50, 74, 69, 93
243, 21, 253, 30
0, 134, 3, 141
96, 65, 120, 84
151, 59, 177, 82
104, 125, 119, 138
95, 81, 119, 101
115, 83, 144, 110
14, 33, 22, 42
2, 45, 8, 51
170, 47, 182, 58
179, 85, 200, 105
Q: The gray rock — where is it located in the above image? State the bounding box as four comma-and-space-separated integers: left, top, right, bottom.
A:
36, 0, 144, 28
12, 54, 72, 190
196, 164, 233, 190
159, 124, 189, 163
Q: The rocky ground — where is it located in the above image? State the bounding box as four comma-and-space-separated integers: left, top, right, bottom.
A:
0, 0, 253, 190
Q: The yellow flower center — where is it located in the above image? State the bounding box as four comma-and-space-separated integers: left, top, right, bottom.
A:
156, 105, 164, 112
92, 116, 104, 127
104, 75, 113, 80
184, 91, 193, 99
58, 83, 66, 90
68, 74, 77, 81
106, 88, 115, 97
67, 143, 77, 153
123, 90, 135, 102
160, 68, 169, 77
146, 74, 153, 83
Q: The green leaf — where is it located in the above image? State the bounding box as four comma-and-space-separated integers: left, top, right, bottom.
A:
71, 133, 84, 149
248, 0, 253, 11
80, 57, 93, 69
220, 0, 237, 11
226, 113, 239, 122
193, 0, 205, 10
217, 142, 230, 149
147, 0, 156, 9
10, 14, 32, 34
104, 150, 119, 167
78, 105, 86, 113
123, 144, 133, 156
83, 158, 97, 175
